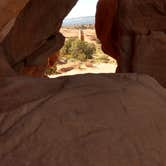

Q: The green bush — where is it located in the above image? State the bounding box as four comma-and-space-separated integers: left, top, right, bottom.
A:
60, 38, 96, 61
61, 38, 75, 55
45, 64, 58, 76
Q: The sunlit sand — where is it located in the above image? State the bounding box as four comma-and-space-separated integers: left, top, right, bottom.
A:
49, 62, 117, 78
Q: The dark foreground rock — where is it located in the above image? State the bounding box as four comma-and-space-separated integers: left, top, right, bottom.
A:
0, 74, 166, 165
0, 0, 78, 77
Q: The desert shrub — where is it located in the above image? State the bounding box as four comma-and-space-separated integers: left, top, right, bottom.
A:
45, 64, 58, 75
60, 38, 96, 61
61, 38, 75, 55
93, 52, 113, 63
73, 24, 94, 29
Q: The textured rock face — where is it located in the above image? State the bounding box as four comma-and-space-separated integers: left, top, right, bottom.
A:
95, 0, 119, 59
0, 0, 78, 77
1, 74, 166, 165
0, 1, 166, 165
0, 0, 29, 42
95, 0, 166, 87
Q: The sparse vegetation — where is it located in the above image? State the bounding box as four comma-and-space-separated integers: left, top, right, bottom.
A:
60, 38, 96, 62
93, 54, 111, 63
46, 25, 117, 76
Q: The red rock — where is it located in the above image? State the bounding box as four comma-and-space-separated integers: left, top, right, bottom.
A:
95, 0, 120, 60
95, 0, 166, 87
85, 61, 93, 68
0, 0, 78, 77
58, 66, 74, 73
48, 51, 60, 67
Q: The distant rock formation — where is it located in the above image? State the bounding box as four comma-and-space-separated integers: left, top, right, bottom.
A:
78, 29, 85, 41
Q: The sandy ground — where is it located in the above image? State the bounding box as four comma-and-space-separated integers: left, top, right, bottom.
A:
53, 27, 117, 78
49, 63, 117, 78
60, 27, 97, 43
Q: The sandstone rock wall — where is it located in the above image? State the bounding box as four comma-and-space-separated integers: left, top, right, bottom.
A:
0, 0, 78, 77
0, 0, 29, 42
95, 0, 166, 87
0, 1, 166, 165
1, 74, 166, 165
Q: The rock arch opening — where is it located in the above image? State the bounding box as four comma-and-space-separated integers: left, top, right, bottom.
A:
0, 0, 165, 87
47, 0, 117, 78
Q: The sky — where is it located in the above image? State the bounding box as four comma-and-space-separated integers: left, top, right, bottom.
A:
66, 0, 98, 18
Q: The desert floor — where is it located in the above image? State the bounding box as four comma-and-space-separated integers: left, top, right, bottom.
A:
49, 62, 117, 78
49, 27, 117, 78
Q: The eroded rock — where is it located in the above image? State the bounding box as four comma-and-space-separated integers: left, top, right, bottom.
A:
0, 0, 29, 41
0, 0, 78, 77
0, 1, 166, 165
0, 74, 166, 165
95, 0, 166, 87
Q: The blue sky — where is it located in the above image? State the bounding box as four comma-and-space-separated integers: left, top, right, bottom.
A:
66, 0, 98, 18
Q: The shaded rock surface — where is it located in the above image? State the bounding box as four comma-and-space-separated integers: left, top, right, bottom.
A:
0, 0, 78, 76
0, 0, 29, 42
95, 0, 166, 87
0, 74, 166, 165
0, 1, 166, 165
95, 0, 119, 59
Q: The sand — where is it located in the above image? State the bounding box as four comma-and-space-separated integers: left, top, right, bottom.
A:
49, 63, 117, 78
